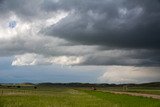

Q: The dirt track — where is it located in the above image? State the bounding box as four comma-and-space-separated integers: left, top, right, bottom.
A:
107, 91, 160, 100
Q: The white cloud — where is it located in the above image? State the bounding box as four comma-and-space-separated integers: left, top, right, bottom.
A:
12, 53, 38, 66
12, 53, 83, 66
50, 56, 83, 65
98, 66, 160, 84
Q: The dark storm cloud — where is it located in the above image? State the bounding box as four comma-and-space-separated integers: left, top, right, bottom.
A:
40, 0, 160, 67
2, 0, 160, 49
45, 0, 160, 49
81, 50, 160, 67
0, 0, 160, 67
1, 0, 160, 49
1, 0, 160, 84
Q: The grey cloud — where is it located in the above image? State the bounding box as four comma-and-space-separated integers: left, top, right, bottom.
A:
0, 0, 160, 84
0, 36, 73, 57
80, 50, 160, 67
40, 0, 160, 67
1, 0, 160, 49
0, 0, 160, 67
45, 0, 160, 49
0, 0, 45, 21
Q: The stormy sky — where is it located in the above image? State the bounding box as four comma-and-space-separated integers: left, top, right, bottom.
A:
0, 0, 160, 84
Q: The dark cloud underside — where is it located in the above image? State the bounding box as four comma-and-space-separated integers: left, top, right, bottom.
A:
41, 0, 160, 66
0, 0, 160, 67
45, 0, 160, 49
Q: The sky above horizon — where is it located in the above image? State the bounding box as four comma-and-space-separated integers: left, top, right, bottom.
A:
0, 0, 160, 84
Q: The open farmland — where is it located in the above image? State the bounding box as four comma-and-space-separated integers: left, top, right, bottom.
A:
0, 85, 160, 107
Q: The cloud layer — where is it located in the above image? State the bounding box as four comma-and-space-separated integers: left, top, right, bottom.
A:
46, 0, 160, 49
99, 66, 160, 84
12, 53, 83, 66
0, 0, 160, 83
1, 0, 160, 66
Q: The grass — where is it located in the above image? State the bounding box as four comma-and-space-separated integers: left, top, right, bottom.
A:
0, 87, 159, 107
82, 90, 160, 107
125, 87, 160, 95
98, 87, 160, 95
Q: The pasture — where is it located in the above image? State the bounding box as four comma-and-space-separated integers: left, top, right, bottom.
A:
0, 86, 160, 107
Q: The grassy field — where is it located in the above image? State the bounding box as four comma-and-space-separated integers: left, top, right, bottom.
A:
125, 89, 160, 95
98, 87, 160, 95
0, 86, 160, 107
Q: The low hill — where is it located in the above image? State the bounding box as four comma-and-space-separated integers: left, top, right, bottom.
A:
36, 82, 160, 88
16, 82, 35, 86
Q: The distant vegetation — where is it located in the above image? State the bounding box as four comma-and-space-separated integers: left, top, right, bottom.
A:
1, 82, 160, 88
36, 82, 160, 87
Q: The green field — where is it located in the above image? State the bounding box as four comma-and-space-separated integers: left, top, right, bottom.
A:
98, 87, 160, 95
125, 89, 160, 95
0, 87, 159, 107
